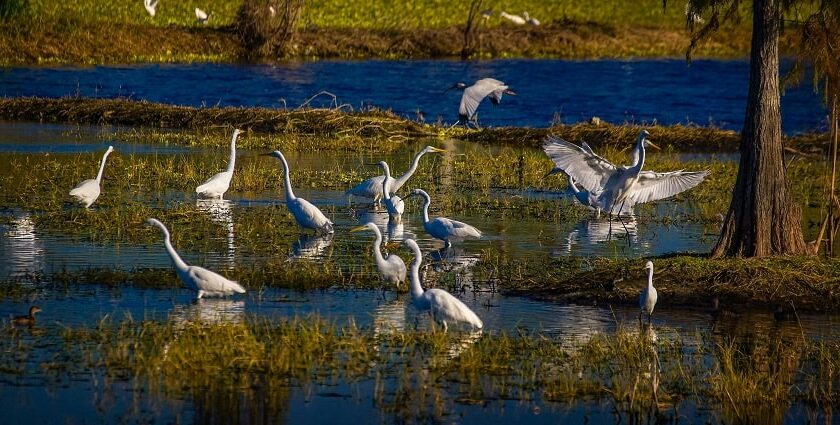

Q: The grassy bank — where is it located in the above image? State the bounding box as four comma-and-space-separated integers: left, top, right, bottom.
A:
0, 97, 830, 153
0, 0, 767, 64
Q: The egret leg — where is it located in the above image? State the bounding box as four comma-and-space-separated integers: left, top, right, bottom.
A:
197, 290, 205, 300
615, 200, 632, 247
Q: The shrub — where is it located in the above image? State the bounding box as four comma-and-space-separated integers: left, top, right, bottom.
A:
235, 0, 304, 58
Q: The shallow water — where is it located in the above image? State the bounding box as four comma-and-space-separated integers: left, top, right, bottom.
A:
0, 59, 825, 133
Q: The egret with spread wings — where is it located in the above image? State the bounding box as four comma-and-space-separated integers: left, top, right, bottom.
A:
446, 78, 516, 128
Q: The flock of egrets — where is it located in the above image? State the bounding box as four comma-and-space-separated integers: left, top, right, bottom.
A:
64, 77, 708, 330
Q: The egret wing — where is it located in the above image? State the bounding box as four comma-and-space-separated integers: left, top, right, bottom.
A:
293, 198, 332, 228
436, 217, 482, 240
188, 266, 245, 294
542, 136, 618, 193
426, 289, 483, 328
628, 170, 709, 204
347, 175, 385, 198
460, 79, 505, 119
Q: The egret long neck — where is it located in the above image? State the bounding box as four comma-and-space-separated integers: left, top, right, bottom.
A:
381, 166, 392, 200
647, 267, 654, 290
408, 244, 424, 301
393, 150, 426, 190
633, 139, 647, 172
278, 153, 296, 201
225, 134, 237, 173
95, 150, 112, 183
160, 227, 189, 272
420, 192, 431, 223
371, 227, 386, 265
630, 145, 641, 167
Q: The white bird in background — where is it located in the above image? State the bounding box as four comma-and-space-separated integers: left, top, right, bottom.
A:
69, 145, 115, 208
144, 0, 158, 17
195, 7, 211, 24
523, 12, 540, 26
566, 175, 602, 213
542, 130, 709, 216
685, 2, 705, 24
639, 261, 658, 324
378, 161, 405, 223
500, 11, 526, 25
446, 78, 517, 128
404, 239, 483, 331
481, 9, 493, 20
408, 188, 482, 248
351, 222, 407, 287
196, 129, 242, 199
346, 146, 446, 204
146, 218, 246, 299
264, 150, 334, 234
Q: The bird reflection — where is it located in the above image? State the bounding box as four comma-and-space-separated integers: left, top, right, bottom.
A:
169, 298, 246, 326
291, 232, 334, 260
196, 199, 236, 267
353, 207, 414, 242
440, 329, 483, 361
560, 216, 641, 254
372, 297, 411, 337
1, 213, 45, 278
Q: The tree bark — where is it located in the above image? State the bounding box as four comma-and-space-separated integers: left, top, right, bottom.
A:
711, 0, 807, 257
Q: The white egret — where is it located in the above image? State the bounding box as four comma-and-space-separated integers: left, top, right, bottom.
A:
378, 161, 405, 222
264, 150, 334, 234
69, 145, 115, 208
195, 129, 241, 199
481, 9, 493, 20
523, 12, 540, 26
408, 189, 482, 248
446, 78, 516, 128
542, 130, 709, 216
500, 11, 526, 25
404, 239, 483, 331
146, 218, 246, 299
144, 0, 158, 17
639, 261, 658, 324
195, 7, 211, 24
566, 175, 601, 212
346, 146, 446, 204
351, 223, 407, 287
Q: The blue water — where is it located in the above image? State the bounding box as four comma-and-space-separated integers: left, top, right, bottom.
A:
0, 59, 825, 133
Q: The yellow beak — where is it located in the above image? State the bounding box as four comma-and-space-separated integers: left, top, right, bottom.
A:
350, 225, 369, 233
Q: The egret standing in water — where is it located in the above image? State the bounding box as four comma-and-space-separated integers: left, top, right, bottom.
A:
346, 146, 446, 205
542, 130, 709, 216
147, 218, 246, 299
408, 189, 482, 248
264, 150, 334, 234
70, 145, 115, 208
351, 223, 407, 288
404, 239, 483, 331
378, 161, 404, 223
196, 129, 242, 199
446, 78, 516, 128
639, 261, 658, 325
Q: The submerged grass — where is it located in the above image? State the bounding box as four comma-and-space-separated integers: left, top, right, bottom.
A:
45, 316, 840, 421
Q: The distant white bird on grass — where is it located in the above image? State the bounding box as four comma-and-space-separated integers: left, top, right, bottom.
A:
195, 7, 211, 24
404, 239, 483, 331
542, 130, 709, 216
70, 146, 115, 208
446, 78, 516, 128
147, 218, 246, 299
196, 129, 242, 199
144, 0, 158, 17
639, 261, 658, 324
378, 161, 405, 223
481, 9, 493, 20
500, 11, 526, 25
351, 222, 407, 288
264, 150, 334, 234
523, 12, 540, 26
346, 146, 446, 205
408, 189, 482, 248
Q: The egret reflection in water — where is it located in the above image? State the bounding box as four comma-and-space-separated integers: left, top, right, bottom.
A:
170, 298, 246, 326
1, 213, 45, 278
559, 216, 646, 254
291, 232, 334, 260
353, 207, 414, 242
196, 199, 236, 267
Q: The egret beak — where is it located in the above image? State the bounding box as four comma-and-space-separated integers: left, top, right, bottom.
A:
504, 89, 517, 96
443, 83, 461, 94
429, 147, 447, 153
260, 152, 275, 157
350, 225, 369, 233
646, 141, 661, 150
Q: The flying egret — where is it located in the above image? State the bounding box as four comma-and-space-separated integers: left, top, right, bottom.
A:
351, 223, 407, 288
147, 218, 246, 299
542, 130, 709, 216
195, 129, 242, 199
407, 189, 482, 248
404, 239, 483, 331
70, 145, 115, 208
523, 12, 540, 26
378, 161, 405, 222
144, 0, 158, 17
446, 78, 516, 128
195, 7, 211, 24
12, 306, 41, 327
346, 146, 446, 205
639, 261, 658, 325
264, 150, 334, 234
500, 11, 526, 25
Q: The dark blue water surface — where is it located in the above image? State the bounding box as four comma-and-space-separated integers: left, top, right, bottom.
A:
0, 59, 825, 133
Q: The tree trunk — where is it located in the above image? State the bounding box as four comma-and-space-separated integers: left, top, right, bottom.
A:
711, 0, 807, 257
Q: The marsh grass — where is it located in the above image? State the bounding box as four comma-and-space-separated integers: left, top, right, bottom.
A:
47, 316, 839, 420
